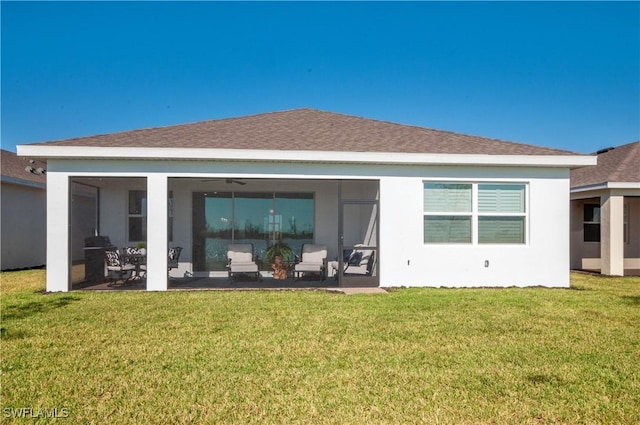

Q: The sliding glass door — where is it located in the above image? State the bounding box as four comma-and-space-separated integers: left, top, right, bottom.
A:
192, 192, 314, 271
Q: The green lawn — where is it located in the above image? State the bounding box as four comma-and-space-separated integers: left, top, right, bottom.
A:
1, 270, 639, 424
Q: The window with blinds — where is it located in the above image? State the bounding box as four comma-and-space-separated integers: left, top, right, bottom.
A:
423, 182, 527, 245
478, 184, 526, 244
423, 183, 472, 243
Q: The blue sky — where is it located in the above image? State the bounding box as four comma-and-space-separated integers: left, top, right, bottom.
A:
1, 1, 638, 154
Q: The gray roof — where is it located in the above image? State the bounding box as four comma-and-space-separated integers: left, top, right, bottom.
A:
571, 141, 640, 188
1, 149, 46, 186
30, 108, 577, 156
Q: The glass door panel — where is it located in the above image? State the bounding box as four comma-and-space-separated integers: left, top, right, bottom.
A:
193, 192, 232, 271
275, 193, 315, 260
193, 190, 317, 272
234, 193, 273, 267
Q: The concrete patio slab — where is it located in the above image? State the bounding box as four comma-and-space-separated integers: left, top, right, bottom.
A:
333, 287, 388, 295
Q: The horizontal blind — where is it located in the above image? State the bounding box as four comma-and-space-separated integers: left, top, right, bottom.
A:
424, 183, 471, 212
424, 216, 471, 243
478, 184, 525, 213
478, 216, 524, 243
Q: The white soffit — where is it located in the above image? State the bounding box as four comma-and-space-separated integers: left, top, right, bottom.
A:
17, 145, 597, 168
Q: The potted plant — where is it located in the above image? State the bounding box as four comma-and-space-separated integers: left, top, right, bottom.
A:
266, 241, 293, 280
135, 241, 147, 255
265, 241, 293, 264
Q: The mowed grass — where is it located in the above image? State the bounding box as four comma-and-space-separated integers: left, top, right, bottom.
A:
1, 270, 639, 424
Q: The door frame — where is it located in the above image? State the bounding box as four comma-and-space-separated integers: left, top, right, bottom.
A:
338, 183, 380, 287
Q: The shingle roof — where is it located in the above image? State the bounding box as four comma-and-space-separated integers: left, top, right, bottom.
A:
1, 149, 46, 186
30, 108, 576, 156
571, 141, 640, 188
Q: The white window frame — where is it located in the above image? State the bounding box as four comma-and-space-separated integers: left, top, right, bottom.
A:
423, 181, 528, 245
476, 183, 527, 245
423, 183, 473, 244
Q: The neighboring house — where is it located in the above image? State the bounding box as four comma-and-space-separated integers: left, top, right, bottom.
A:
1, 149, 100, 271
17, 108, 595, 292
0, 149, 46, 270
570, 141, 640, 276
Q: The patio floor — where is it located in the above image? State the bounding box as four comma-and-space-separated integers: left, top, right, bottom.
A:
72, 275, 342, 291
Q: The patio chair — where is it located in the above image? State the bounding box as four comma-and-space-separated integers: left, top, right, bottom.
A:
293, 244, 327, 281
123, 246, 147, 279
227, 243, 261, 281
330, 244, 376, 278
104, 248, 136, 284
343, 244, 376, 276
168, 246, 182, 272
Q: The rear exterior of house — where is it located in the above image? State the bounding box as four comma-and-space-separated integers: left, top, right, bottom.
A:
570, 142, 640, 276
17, 109, 595, 291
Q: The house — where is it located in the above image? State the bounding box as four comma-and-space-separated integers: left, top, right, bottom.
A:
1, 149, 46, 270
16, 108, 595, 292
1, 149, 98, 271
570, 141, 640, 276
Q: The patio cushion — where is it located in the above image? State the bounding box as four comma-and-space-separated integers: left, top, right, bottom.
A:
105, 250, 122, 267
301, 244, 327, 263
230, 262, 259, 272
348, 251, 363, 265
349, 245, 373, 266
295, 262, 324, 272
227, 244, 254, 262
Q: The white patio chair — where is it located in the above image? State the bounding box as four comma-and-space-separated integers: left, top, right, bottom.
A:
293, 244, 327, 281
227, 243, 261, 281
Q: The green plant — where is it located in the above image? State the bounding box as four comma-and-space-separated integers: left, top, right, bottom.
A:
135, 241, 147, 249
265, 241, 293, 263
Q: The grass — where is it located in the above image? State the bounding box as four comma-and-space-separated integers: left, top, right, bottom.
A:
1, 270, 639, 424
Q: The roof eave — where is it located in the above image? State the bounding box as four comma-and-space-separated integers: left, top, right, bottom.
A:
0, 175, 46, 189
17, 145, 596, 168
571, 181, 640, 193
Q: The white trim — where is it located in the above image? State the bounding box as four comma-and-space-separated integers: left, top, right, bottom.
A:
571, 182, 640, 193
17, 145, 595, 168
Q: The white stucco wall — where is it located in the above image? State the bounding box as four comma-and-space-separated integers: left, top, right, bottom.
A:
45, 158, 573, 290
0, 182, 46, 270
379, 166, 571, 287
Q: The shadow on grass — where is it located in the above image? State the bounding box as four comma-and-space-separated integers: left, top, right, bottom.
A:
621, 295, 640, 306
526, 373, 565, 386
1, 295, 80, 321
0, 327, 29, 340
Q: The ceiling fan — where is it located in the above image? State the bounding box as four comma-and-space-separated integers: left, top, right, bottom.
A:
200, 178, 247, 185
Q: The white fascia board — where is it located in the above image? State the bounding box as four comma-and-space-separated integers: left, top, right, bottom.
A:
571, 182, 640, 193
18, 145, 596, 168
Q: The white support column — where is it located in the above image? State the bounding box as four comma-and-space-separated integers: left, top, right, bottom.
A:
46, 173, 70, 292
146, 175, 169, 291
600, 194, 624, 276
